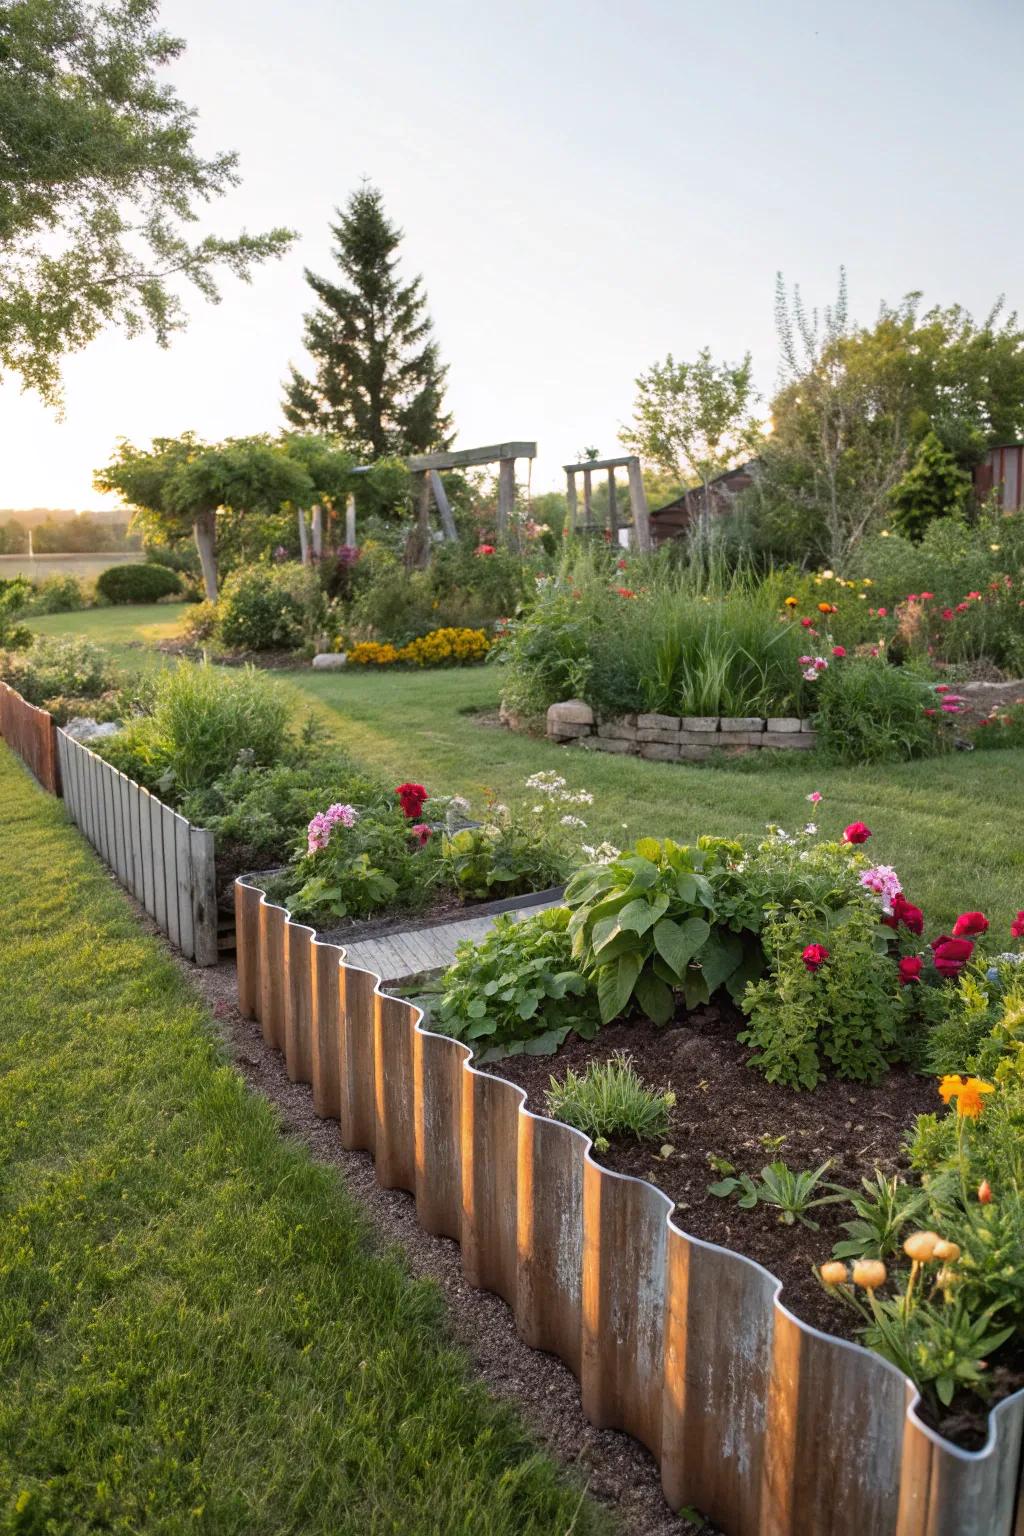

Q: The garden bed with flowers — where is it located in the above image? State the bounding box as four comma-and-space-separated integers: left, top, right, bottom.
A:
426, 799, 1024, 1451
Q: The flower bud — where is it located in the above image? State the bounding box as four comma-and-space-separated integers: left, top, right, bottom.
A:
933, 1239, 960, 1263
852, 1260, 887, 1291
903, 1230, 940, 1263
820, 1261, 849, 1287
978, 1179, 993, 1204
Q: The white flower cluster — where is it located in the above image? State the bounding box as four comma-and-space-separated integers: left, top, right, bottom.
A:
581, 841, 621, 865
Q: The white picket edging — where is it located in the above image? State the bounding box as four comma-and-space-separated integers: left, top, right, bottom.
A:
56, 728, 218, 965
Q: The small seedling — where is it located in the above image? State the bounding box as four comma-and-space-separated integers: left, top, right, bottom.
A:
709, 1159, 844, 1229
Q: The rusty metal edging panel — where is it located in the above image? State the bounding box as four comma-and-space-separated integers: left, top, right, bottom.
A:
0, 680, 61, 795
234, 875, 1024, 1536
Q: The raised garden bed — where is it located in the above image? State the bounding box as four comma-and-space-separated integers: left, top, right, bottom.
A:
233, 873, 1024, 1536
545, 700, 817, 760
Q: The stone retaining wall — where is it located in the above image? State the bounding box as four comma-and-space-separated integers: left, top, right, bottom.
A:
546, 700, 816, 759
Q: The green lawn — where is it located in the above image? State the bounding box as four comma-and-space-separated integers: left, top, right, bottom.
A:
0, 746, 610, 1536
29, 601, 189, 667
27, 605, 1024, 930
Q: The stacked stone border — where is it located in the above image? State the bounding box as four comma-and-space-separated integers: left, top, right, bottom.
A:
546, 700, 817, 759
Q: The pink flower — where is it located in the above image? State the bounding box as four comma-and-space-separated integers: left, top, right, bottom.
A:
832, 645, 846, 658
806, 790, 823, 805
802, 944, 830, 973
800, 617, 814, 629
877, 607, 888, 617
859, 865, 903, 910
410, 823, 432, 847
920, 592, 934, 600
941, 608, 954, 620
843, 822, 871, 845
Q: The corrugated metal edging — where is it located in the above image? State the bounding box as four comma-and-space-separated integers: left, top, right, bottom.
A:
57, 728, 219, 965
0, 681, 61, 794
234, 875, 1024, 1536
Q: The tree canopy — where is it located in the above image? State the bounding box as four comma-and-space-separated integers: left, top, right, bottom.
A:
283, 184, 452, 458
0, 0, 294, 403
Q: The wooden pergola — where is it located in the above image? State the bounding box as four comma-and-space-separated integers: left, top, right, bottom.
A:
563, 454, 652, 552
407, 440, 537, 543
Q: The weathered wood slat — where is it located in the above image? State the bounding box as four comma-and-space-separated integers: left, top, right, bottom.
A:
174, 814, 195, 959
150, 792, 167, 934
160, 801, 180, 948
0, 681, 61, 794
189, 827, 218, 966
138, 787, 155, 916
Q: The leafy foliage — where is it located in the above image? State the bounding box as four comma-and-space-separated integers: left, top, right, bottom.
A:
708, 1159, 842, 1229
830, 1172, 930, 1261
0, 0, 293, 403
435, 908, 599, 1063
889, 431, 972, 541
0, 632, 115, 702
564, 835, 754, 1025
813, 658, 941, 766
544, 1053, 675, 1149
218, 563, 324, 652
0, 574, 32, 649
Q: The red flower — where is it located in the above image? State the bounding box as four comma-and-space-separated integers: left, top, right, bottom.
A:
952, 911, 988, 938
395, 782, 429, 819
1011, 911, 1024, 939
923, 707, 937, 717
800, 617, 814, 629
967, 591, 982, 600
920, 591, 934, 600
931, 934, 974, 978
832, 645, 846, 658
616, 558, 627, 570
908, 593, 919, 602
978, 1179, 993, 1204
956, 602, 969, 613
410, 822, 432, 847
935, 684, 950, 693
615, 586, 637, 599
898, 956, 923, 986
843, 822, 872, 845
877, 607, 888, 617
941, 608, 954, 620
883, 895, 924, 934
802, 944, 830, 973
475, 543, 496, 556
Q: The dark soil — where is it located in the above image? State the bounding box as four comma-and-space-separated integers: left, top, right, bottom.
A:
956, 677, 1024, 728
486, 1004, 1024, 1451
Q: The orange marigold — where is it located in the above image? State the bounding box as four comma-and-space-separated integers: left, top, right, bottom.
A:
938, 1074, 995, 1118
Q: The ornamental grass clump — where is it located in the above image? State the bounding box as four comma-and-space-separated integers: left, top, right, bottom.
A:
544, 1054, 675, 1151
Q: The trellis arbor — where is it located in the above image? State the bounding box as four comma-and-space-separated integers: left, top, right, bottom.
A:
564, 454, 652, 552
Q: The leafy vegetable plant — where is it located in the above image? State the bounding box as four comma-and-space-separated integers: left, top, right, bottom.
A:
709, 1159, 842, 1229
435, 908, 599, 1062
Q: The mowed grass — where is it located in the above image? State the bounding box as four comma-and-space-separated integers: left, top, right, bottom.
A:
27, 605, 1024, 930
29, 601, 189, 669
0, 747, 611, 1536
288, 667, 1024, 933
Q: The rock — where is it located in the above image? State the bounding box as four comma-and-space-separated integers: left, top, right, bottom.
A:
766, 717, 802, 733
800, 718, 817, 733
764, 734, 816, 750
312, 652, 347, 669
720, 716, 765, 733
681, 716, 719, 732
637, 728, 683, 744
579, 736, 634, 754
637, 712, 680, 731
547, 699, 595, 726
639, 742, 680, 761
548, 721, 593, 740
64, 717, 120, 741
597, 722, 638, 741
678, 744, 714, 762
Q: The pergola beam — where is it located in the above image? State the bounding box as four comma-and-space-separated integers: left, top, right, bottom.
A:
562, 454, 640, 474
408, 441, 536, 472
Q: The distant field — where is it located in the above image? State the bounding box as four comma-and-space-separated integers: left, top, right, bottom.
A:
0, 552, 144, 579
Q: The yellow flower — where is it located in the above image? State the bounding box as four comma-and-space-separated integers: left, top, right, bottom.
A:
938, 1075, 995, 1118
784, 596, 798, 608
903, 1230, 940, 1263
991, 544, 1001, 552
820, 1260, 848, 1286
880, 530, 891, 538
852, 1260, 887, 1291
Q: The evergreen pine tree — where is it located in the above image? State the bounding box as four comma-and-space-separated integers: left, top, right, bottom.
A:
283, 185, 453, 458
889, 431, 972, 541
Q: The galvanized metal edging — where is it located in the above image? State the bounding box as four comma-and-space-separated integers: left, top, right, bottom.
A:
234, 873, 1024, 1536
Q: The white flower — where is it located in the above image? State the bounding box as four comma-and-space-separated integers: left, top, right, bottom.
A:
531, 804, 544, 814
564, 789, 594, 806
493, 803, 509, 817
450, 795, 470, 815
560, 814, 587, 828
804, 822, 817, 835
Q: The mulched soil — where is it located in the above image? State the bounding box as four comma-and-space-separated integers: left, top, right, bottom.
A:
955, 677, 1024, 728
152, 637, 303, 669
488, 1005, 1024, 1450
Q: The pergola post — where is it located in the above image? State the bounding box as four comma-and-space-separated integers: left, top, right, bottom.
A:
582, 467, 593, 531
297, 506, 309, 565
626, 456, 652, 552
497, 457, 516, 539
566, 470, 578, 536
429, 470, 459, 541
344, 492, 356, 549
607, 469, 618, 542
311, 504, 323, 559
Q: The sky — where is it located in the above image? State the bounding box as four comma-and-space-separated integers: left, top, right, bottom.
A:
4, 0, 1023, 511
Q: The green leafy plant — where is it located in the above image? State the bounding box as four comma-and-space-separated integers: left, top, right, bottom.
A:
283, 810, 434, 924
814, 657, 943, 766
442, 804, 570, 903
859, 1292, 1011, 1410
95, 562, 181, 604
435, 908, 599, 1062
709, 1158, 842, 1229
831, 1172, 930, 1261
565, 836, 755, 1026
0, 634, 116, 703
739, 901, 904, 1088
218, 562, 324, 652
544, 1054, 675, 1151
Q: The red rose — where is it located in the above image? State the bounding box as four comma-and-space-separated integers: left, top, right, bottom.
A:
395, 782, 428, 819
843, 822, 871, 845
952, 911, 988, 938
410, 823, 432, 847
883, 895, 924, 934
941, 608, 954, 620
935, 684, 950, 693
931, 934, 974, 978
832, 645, 846, 658
898, 956, 923, 986
802, 943, 830, 973
1011, 912, 1024, 939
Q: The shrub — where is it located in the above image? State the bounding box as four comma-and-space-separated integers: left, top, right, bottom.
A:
346, 541, 533, 645
813, 658, 942, 765
0, 635, 116, 704
544, 1053, 674, 1148
181, 600, 221, 644
219, 563, 324, 652
26, 573, 90, 613
0, 575, 32, 650
95, 662, 291, 796
282, 805, 436, 923
739, 901, 905, 1088
41, 691, 125, 725
435, 907, 600, 1061
441, 799, 573, 902
96, 563, 182, 604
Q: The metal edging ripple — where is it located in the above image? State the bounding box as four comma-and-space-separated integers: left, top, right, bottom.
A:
233, 874, 1024, 1536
